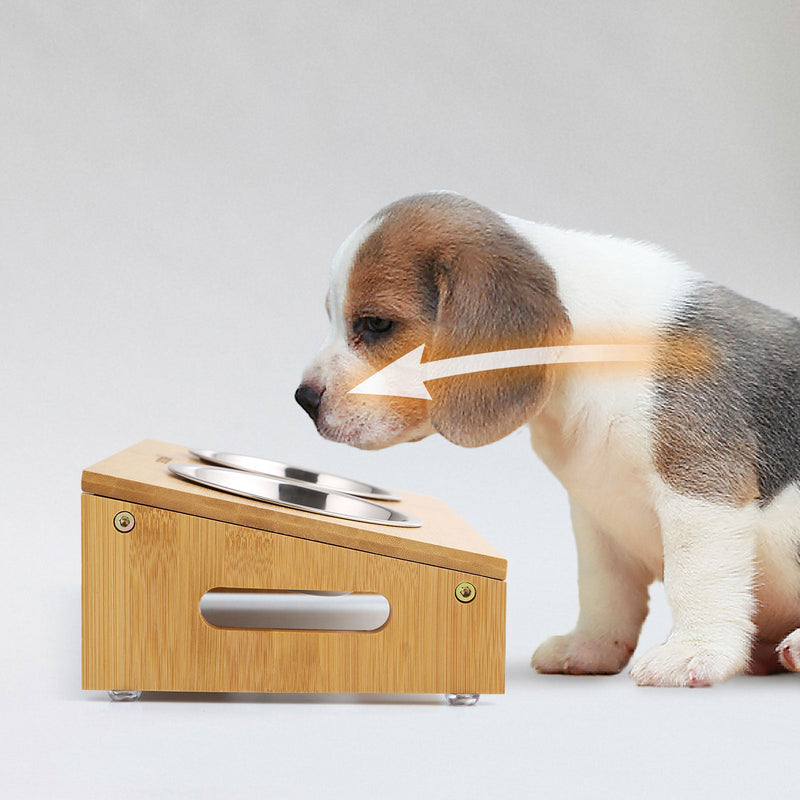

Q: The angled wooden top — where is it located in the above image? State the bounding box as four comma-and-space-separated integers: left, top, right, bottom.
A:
81, 440, 506, 580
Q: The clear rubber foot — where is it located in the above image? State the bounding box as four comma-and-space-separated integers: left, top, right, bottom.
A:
445, 693, 480, 706
108, 690, 142, 702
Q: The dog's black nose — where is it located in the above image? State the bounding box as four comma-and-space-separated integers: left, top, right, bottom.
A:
295, 384, 323, 421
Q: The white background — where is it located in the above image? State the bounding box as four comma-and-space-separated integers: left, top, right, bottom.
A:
2, 2, 799, 797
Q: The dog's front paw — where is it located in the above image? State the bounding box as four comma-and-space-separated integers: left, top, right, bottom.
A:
630, 640, 746, 687
531, 632, 635, 675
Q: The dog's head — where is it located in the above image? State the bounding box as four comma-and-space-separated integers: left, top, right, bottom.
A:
296, 193, 571, 449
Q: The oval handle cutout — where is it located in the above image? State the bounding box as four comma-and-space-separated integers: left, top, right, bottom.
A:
200, 589, 390, 631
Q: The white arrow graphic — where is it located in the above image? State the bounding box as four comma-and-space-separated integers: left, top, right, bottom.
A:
348, 343, 654, 399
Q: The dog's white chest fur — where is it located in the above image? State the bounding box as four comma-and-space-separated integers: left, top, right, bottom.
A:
528, 372, 665, 580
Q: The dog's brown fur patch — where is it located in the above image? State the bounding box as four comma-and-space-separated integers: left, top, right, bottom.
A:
345, 193, 572, 446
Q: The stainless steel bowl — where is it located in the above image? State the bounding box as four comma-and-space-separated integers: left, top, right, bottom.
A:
168, 463, 421, 527
189, 448, 400, 501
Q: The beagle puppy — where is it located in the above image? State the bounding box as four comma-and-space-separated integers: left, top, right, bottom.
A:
296, 192, 800, 687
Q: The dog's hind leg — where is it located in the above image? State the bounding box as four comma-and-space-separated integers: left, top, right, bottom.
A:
778, 629, 800, 672
532, 499, 651, 675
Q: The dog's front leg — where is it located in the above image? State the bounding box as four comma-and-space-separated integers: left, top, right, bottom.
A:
630, 488, 757, 687
532, 499, 650, 675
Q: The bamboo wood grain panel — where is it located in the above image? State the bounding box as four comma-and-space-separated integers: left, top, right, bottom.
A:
81, 439, 507, 580
82, 494, 506, 694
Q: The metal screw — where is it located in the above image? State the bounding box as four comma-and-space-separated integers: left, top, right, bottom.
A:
113, 511, 135, 533
455, 581, 476, 604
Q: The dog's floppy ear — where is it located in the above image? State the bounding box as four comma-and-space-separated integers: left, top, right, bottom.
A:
424, 225, 571, 447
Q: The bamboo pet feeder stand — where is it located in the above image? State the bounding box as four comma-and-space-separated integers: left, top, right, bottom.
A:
81, 440, 506, 703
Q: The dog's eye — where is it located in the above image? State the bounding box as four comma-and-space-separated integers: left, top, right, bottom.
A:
353, 316, 395, 345
364, 317, 393, 334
